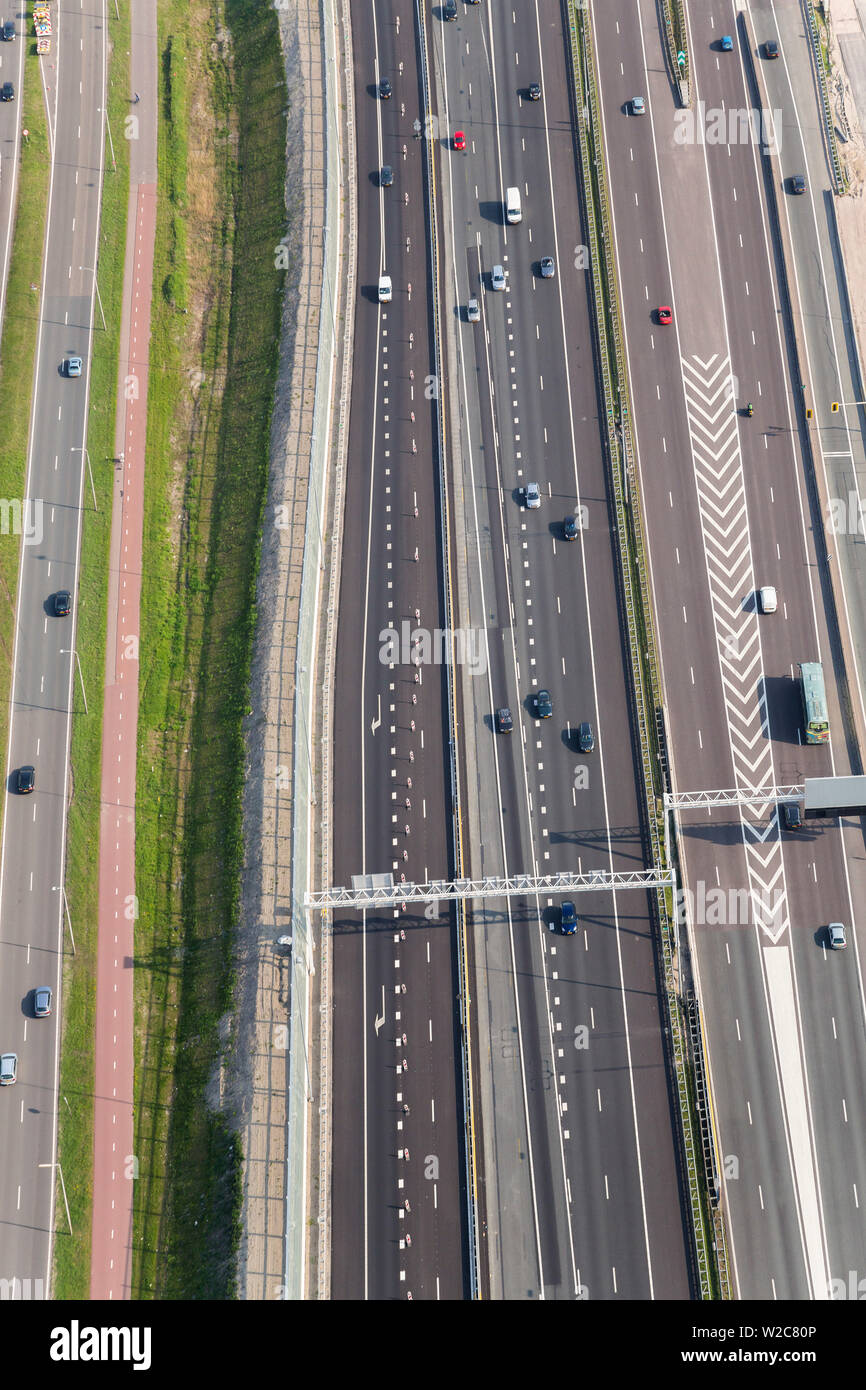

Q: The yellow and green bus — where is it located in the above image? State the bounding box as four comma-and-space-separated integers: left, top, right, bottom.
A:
799, 662, 829, 744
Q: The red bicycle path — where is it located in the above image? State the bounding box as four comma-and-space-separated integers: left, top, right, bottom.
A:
89, 179, 157, 1300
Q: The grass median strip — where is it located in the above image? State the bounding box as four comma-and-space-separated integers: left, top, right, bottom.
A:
132, 0, 286, 1297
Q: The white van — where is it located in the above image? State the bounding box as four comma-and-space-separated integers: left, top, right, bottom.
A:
758, 585, 777, 614
505, 186, 522, 224
378, 274, 392, 303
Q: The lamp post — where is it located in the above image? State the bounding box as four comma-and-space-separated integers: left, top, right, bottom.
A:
298, 664, 317, 807
79, 265, 106, 331
52, 884, 76, 955
39, 1162, 73, 1234
60, 649, 88, 716
70, 446, 98, 511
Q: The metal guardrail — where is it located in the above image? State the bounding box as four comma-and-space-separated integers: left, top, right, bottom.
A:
313, 0, 357, 1301
567, 1, 716, 1299
416, 0, 480, 1299
688, 997, 731, 1298
659, 0, 690, 103
803, 1, 846, 193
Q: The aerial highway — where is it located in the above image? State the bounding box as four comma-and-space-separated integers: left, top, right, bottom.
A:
593, 0, 866, 1297
0, 13, 105, 1295
328, 0, 695, 1302
329, 1, 467, 1300
394, 0, 692, 1299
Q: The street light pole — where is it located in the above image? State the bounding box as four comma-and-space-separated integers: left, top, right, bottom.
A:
60, 649, 88, 716
105, 111, 116, 173
39, 1162, 73, 1234
71, 446, 98, 511
52, 885, 76, 955
80, 265, 107, 331
298, 665, 317, 807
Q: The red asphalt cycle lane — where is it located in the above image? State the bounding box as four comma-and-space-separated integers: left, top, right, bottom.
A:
89, 183, 157, 1299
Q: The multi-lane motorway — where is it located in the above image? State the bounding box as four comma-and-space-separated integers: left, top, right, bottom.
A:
329, 3, 467, 1300
329, 0, 866, 1303
3, 0, 862, 1309
592, 0, 866, 1297
433, 0, 691, 1299
330, 0, 693, 1301
0, 14, 105, 1293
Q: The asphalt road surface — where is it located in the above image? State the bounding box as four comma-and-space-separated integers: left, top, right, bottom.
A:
593, 0, 866, 1298
430, 0, 692, 1299
329, 0, 468, 1301
0, 16, 106, 1294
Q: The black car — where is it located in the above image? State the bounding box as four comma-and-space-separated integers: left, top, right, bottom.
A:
528, 82, 541, 101
495, 707, 513, 734
379, 78, 392, 100
444, 0, 458, 18
534, 689, 553, 719
2, 20, 14, 40
563, 515, 579, 541
783, 802, 802, 830
765, 40, 779, 59
0, 81, 13, 101
380, 165, 394, 187
577, 721, 594, 752
54, 590, 71, 617
790, 174, 806, 195
16, 765, 35, 793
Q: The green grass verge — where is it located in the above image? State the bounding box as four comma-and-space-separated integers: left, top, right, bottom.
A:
132, 0, 286, 1298
53, 14, 132, 1298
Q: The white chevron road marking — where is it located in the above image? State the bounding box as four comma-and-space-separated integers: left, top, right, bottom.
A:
681, 352, 790, 943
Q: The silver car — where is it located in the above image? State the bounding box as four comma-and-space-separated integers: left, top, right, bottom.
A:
524, 482, 541, 508
0, 1053, 17, 1085
540, 256, 555, 279
491, 263, 506, 291
34, 986, 52, 1017
467, 297, 480, 322
828, 922, 847, 950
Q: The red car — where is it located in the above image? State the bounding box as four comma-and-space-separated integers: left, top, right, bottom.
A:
657, 305, 672, 326
453, 130, 466, 151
